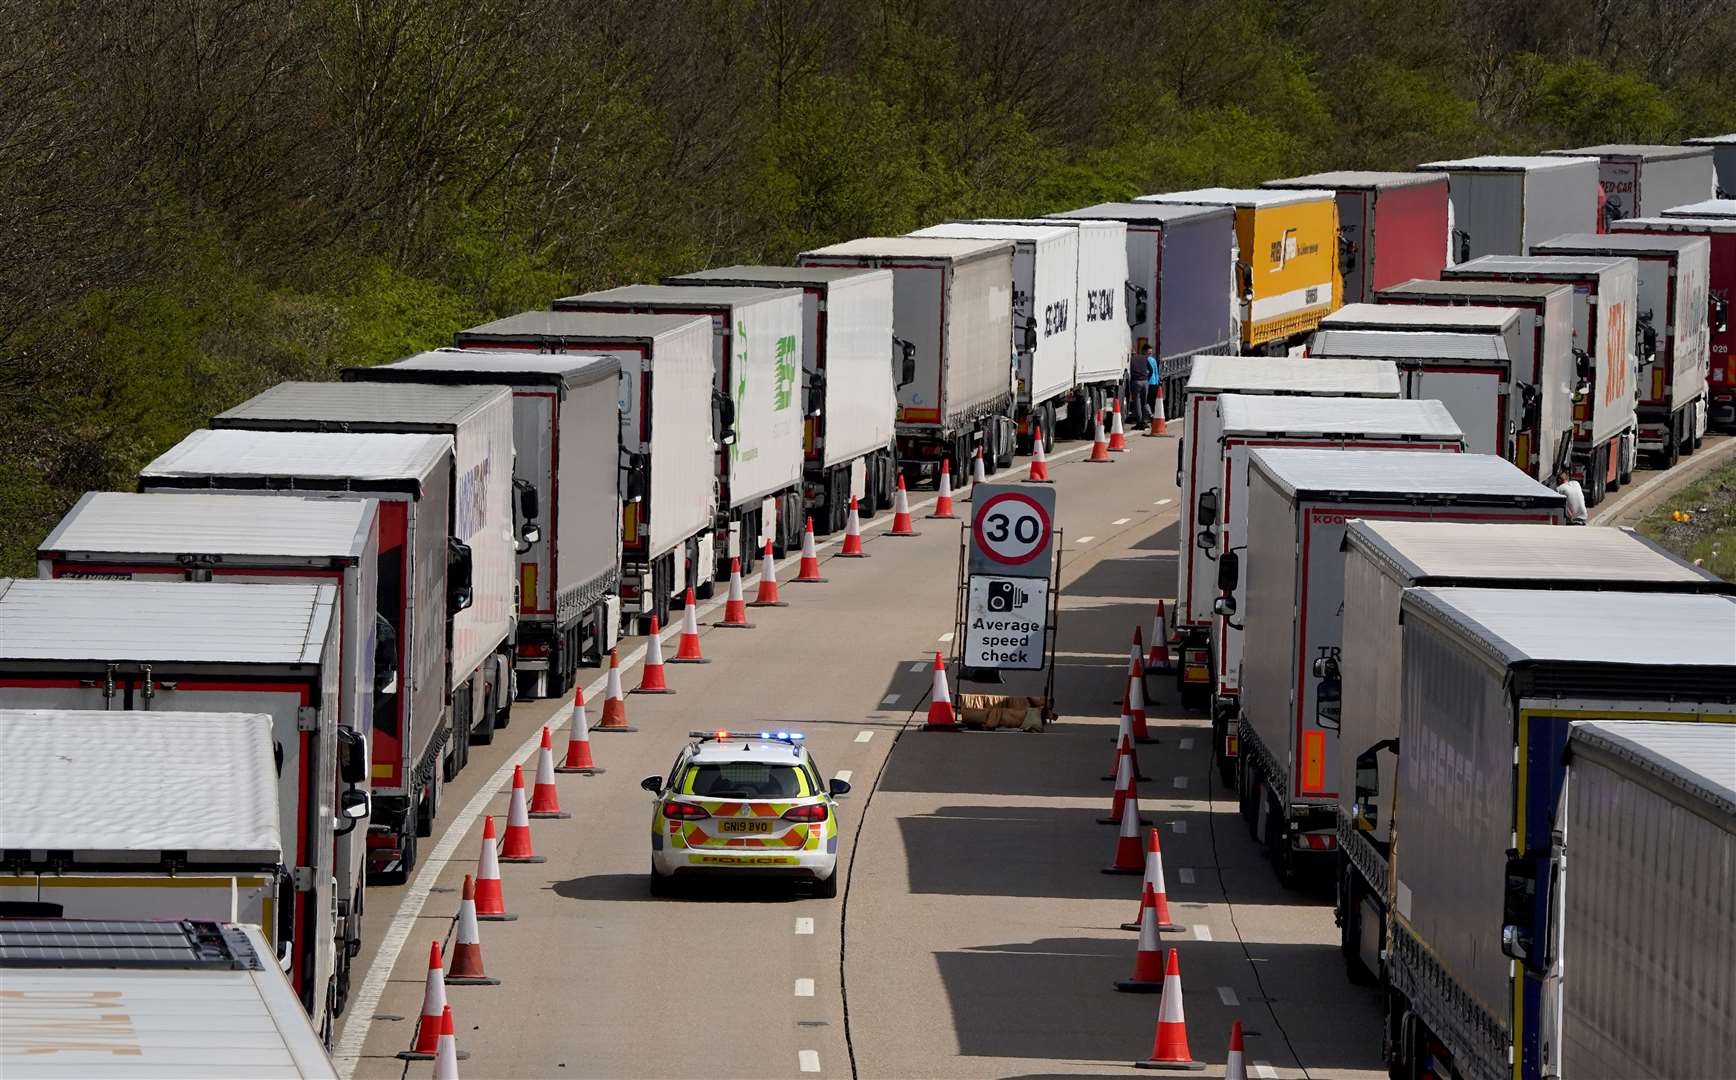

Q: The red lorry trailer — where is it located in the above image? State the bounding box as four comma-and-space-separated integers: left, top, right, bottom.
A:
1262, 171, 1450, 304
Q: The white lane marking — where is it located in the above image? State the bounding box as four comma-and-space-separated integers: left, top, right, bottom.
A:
1194, 924, 1213, 941
880, 694, 900, 707
1179, 737, 1194, 750
908, 661, 926, 673
1173, 775, 1188, 789
795, 918, 814, 935
833, 770, 853, 784
1177, 868, 1195, 885
855, 730, 874, 743
1218, 986, 1239, 1006
799, 1050, 821, 1073
1075, 535, 1096, 544
1172, 820, 1188, 834
794, 978, 816, 997
1253, 1063, 1278, 1079
1112, 517, 1131, 525
938, 631, 954, 642
1155, 498, 1173, 506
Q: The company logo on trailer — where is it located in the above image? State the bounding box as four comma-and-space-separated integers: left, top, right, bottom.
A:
458, 458, 490, 538
772, 334, 798, 410
1604, 304, 1629, 406
1085, 288, 1115, 322
1044, 298, 1069, 336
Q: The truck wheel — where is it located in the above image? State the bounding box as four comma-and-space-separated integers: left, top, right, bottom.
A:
1680, 410, 1696, 457
1585, 447, 1607, 505
997, 415, 1016, 468
1042, 404, 1056, 454
1340, 870, 1374, 985
1662, 414, 1682, 468
1619, 434, 1635, 486
471, 673, 498, 745
1237, 757, 1257, 825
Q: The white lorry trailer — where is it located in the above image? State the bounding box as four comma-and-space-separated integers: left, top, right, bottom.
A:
1205, 397, 1464, 785
1374, 278, 1579, 484
451, 311, 717, 632
1532, 232, 1712, 466
1381, 588, 1736, 1080
138, 430, 456, 884
1442, 255, 1641, 504
797, 236, 1016, 480
0, 581, 355, 1042
1417, 156, 1601, 261
1334, 521, 1731, 995
1686, 132, 1736, 196
1663, 197, 1736, 218
1546, 143, 1718, 224
660, 266, 899, 533
1233, 451, 1566, 884
344, 350, 623, 697
0, 917, 338, 1076
552, 286, 805, 569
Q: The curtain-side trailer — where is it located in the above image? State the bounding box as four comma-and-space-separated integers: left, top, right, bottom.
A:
1384, 588, 1736, 1080
345, 350, 623, 697
1263, 171, 1451, 304
139, 430, 455, 885
1685, 132, 1736, 196
1612, 215, 1736, 428
1234, 451, 1565, 884
1417, 156, 1601, 261
1547, 143, 1718, 224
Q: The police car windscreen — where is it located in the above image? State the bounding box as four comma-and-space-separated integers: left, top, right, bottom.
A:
685, 763, 807, 798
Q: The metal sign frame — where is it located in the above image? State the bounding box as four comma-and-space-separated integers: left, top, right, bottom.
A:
949, 524, 1061, 720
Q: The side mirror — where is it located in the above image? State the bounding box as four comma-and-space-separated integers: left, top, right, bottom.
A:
624, 453, 648, 504
1455, 230, 1471, 265
1022, 317, 1038, 353
1315, 671, 1342, 731
1712, 292, 1729, 334
1500, 850, 1550, 973
1212, 595, 1237, 617
335, 789, 370, 836
893, 338, 917, 388
515, 479, 540, 526
640, 775, 663, 794
276, 869, 297, 960
1518, 383, 1540, 429
338, 727, 368, 785
1572, 347, 1594, 402
373, 614, 399, 695
1127, 283, 1149, 327
828, 778, 853, 798
1216, 549, 1239, 594
1197, 488, 1219, 529
447, 538, 474, 614
517, 524, 541, 553
1338, 227, 1358, 274
1637, 310, 1658, 362
1196, 530, 1217, 550
713, 390, 737, 446
1236, 263, 1253, 303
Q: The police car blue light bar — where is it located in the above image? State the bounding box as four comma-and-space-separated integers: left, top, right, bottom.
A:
687, 729, 805, 742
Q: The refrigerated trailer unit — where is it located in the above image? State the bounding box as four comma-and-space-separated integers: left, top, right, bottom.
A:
138, 430, 454, 885
661, 265, 898, 532
1333, 521, 1730, 998
452, 311, 718, 631
1137, 188, 1341, 351
1418, 156, 1600, 261
1235, 451, 1565, 883
0, 918, 338, 1077
797, 237, 1016, 479
1046, 201, 1237, 411
1612, 215, 1736, 428
1374, 279, 1579, 483
1442, 255, 1641, 504
344, 350, 622, 697
0, 580, 351, 1042
1686, 132, 1736, 196
1383, 588, 1736, 1080
1206, 397, 1464, 785
1546, 144, 1718, 225
1532, 232, 1712, 464
1262, 171, 1450, 304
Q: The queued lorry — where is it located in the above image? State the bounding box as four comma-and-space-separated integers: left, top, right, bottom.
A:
1442, 255, 1641, 504
1231, 450, 1566, 884
1532, 232, 1711, 465
0, 580, 362, 1042
1137, 188, 1342, 352
552, 286, 807, 569
1663, 197, 1736, 218
1546, 143, 1718, 225
0, 917, 337, 1077
798, 236, 1017, 480
660, 265, 899, 532
1333, 521, 1732, 1001
1612, 214, 1736, 428
1375, 278, 1579, 483
1380, 587, 1736, 1080
1203, 396, 1465, 786
344, 350, 623, 698
1047, 201, 1238, 412
139, 430, 458, 884
1686, 132, 1736, 195
1418, 156, 1601, 262
452, 311, 719, 632
1262, 171, 1451, 304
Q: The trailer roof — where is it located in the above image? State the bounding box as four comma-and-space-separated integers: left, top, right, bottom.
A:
554, 283, 802, 310
361, 348, 621, 389
1532, 232, 1708, 257
0, 579, 336, 666
1343, 520, 1725, 588
141, 429, 451, 486
663, 264, 891, 288
1379, 279, 1574, 302
1443, 254, 1634, 278
1250, 448, 1559, 501
456, 310, 710, 342
215, 381, 507, 430
0, 710, 282, 858
1263, 170, 1443, 190
1405, 587, 1736, 668
1310, 328, 1510, 361
1663, 198, 1736, 217
800, 235, 1014, 262
1418, 154, 1598, 172
1219, 395, 1462, 439
1685, 133, 1736, 145
1047, 202, 1233, 224
1185, 355, 1401, 395
1136, 187, 1335, 209
1569, 721, 1736, 821
1324, 303, 1522, 331
910, 222, 1075, 244
41, 492, 374, 561
1611, 215, 1736, 234
1550, 143, 1710, 161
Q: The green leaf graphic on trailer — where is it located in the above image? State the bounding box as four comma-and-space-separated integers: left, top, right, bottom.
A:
734, 319, 748, 462
772, 334, 798, 411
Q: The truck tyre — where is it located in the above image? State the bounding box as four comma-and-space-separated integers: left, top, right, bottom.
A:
471, 671, 498, 746
495, 653, 514, 726
1585, 446, 1607, 505
1042, 404, 1056, 454
1339, 869, 1374, 985
1680, 409, 1696, 457
996, 415, 1015, 469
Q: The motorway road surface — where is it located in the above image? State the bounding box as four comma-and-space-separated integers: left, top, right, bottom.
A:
337, 425, 1386, 1079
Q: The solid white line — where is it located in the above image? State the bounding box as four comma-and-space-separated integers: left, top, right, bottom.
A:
794, 977, 816, 997
799, 1049, 821, 1073
1172, 821, 1187, 834
855, 730, 874, 743
1075, 535, 1096, 544
1177, 868, 1195, 885
1218, 986, 1239, 1006
937, 631, 954, 642
833, 770, 853, 784
1112, 517, 1131, 525
1178, 736, 1194, 750
1194, 924, 1213, 941
795, 917, 814, 935
1253, 1063, 1278, 1079
1173, 775, 1188, 790
880, 694, 900, 707
1155, 498, 1173, 506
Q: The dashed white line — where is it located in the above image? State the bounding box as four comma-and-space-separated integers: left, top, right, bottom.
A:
937, 631, 954, 642
1076, 535, 1096, 544
795, 918, 814, 935
1177, 868, 1195, 885
794, 978, 815, 997
1178, 737, 1194, 750
1172, 821, 1188, 834
1218, 986, 1240, 1006
1194, 924, 1214, 941
833, 770, 853, 784
1155, 498, 1173, 506
1112, 517, 1131, 525
799, 1049, 821, 1073
1173, 775, 1188, 790
908, 661, 926, 673
855, 730, 874, 743
880, 694, 900, 707
1253, 1062, 1278, 1079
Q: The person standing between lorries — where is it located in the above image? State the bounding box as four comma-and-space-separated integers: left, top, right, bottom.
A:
1143, 348, 1161, 420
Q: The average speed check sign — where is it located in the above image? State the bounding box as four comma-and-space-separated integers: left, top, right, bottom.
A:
969, 484, 1056, 579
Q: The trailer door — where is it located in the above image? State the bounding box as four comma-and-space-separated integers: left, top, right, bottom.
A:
1406, 367, 1504, 456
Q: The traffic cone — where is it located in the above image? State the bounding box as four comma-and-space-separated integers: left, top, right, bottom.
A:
1108, 398, 1129, 451
528, 727, 569, 818
633, 616, 673, 693
888, 476, 920, 536
400, 941, 448, 1058
1147, 601, 1173, 671
1087, 412, 1112, 463
1027, 431, 1052, 483
1103, 795, 1146, 873
445, 875, 499, 986
499, 765, 545, 863
1223, 1021, 1247, 1080
1146, 384, 1169, 437
1099, 747, 1150, 826
472, 816, 514, 920
595, 650, 635, 731
1122, 828, 1184, 932
971, 446, 987, 485
717, 558, 755, 626
795, 518, 826, 582
1129, 668, 1155, 744
930, 460, 957, 518
1113, 626, 1143, 702
839, 498, 869, 558
433, 1005, 461, 1078
1133, 950, 1204, 1070
750, 539, 787, 606
1113, 885, 1167, 992
557, 687, 603, 774
671, 588, 708, 662
1104, 700, 1151, 781
924, 652, 957, 730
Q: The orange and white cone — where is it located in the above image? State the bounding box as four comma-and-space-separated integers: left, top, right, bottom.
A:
1104, 701, 1151, 782
839, 497, 869, 558
472, 816, 514, 920
499, 765, 545, 863
1115, 627, 1144, 702
433, 1004, 462, 1079
924, 652, 957, 730
971, 446, 988, 485
1146, 384, 1169, 437
595, 650, 635, 731
528, 727, 569, 818
671, 588, 708, 662
750, 539, 786, 606
795, 518, 826, 581
1133, 950, 1204, 1070
1129, 666, 1154, 744
1147, 601, 1173, 671
930, 460, 957, 518
1113, 884, 1167, 992
1027, 431, 1052, 483
401, 941, 448, 1058
1104, 795, 1146, 873
445, 874, 499, 986
1223, 1020, 1247, 1080
632, 616, 673, 693
1109, 398, 1129, 451
718, 558, 755, 626
1099, 747, 1150, 827
888, 476, 920, 536
557, 688, 603, 773
1122, 828, 1184, 932
1088, 412, 1112, 463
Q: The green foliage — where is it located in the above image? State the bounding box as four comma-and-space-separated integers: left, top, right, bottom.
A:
1528, 58, 1680, 143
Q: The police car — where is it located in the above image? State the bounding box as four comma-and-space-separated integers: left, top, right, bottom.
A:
642, 730, 849, 896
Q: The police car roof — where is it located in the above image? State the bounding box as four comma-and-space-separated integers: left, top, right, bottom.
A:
688, 735, 808, 764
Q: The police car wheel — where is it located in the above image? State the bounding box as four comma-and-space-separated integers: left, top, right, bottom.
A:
814, 868, 838, 899
649, 864, 673, 897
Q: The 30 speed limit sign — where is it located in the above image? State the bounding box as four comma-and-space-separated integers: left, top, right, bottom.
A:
969, 485, 1056, 578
